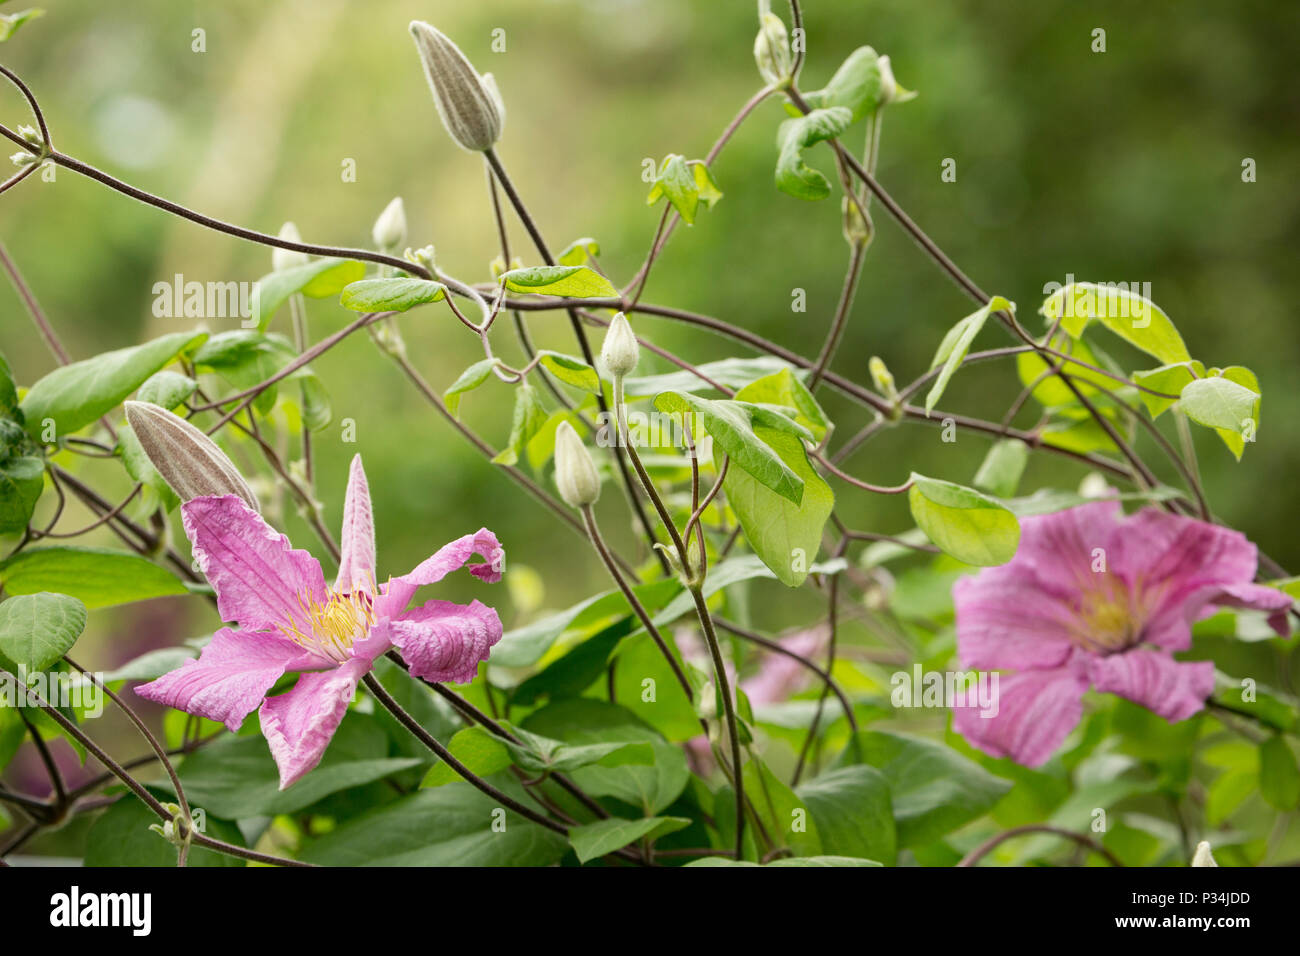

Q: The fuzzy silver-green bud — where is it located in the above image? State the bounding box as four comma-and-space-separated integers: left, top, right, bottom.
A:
753, 12, 793, 87
553, 420, 600, 508
600, 312, 640, 380
124, 401, 260, 511
409, 21, 504, 152
372, 196, 407, 251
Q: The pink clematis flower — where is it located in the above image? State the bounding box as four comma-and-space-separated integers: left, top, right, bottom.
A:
951, 500, 1292, 767
136, 454, 504, 788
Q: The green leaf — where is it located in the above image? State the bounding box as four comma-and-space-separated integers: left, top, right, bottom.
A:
800, 46, 915, 122
568, 815, 692, 864
0, 546, 187, 609
21, 331, 207, 438
907, 473, 1020, 566
193, 330, 299, 414
1042, 282, 1190, 365
971, 438, 1029, 498
625, 357, 803, 398
798, 765, 897, 865
1132, 361, 1205, 418
251, 258, 367, 330
173, 714, 420, 817
494, 578, 681, 668
136, 370, 198, 411
1180, 372, 1259, 436
646, 155, 723, 225
491, 383, 548, 466
1207, 366, 1261, 460
501, 265, 618, 299
0, 7, 43, 42
117, 424, 179, 514
834, 730, 1011, 847
774, 107, 852, 201
0, 456, 44, 534
444, 358, 498, 418
743, 756, 822, 857
1016, 335, 1119, 409
301, 781, 569, 866
733, 367, 830, 442
522, 699, 690, 815
653, 390, 812, 504
724, 428, 832, 587
501, 725, 651, 775
339, 277, 446, 313
537, 351, 601, 393
298, 373, 332, 432
421, 725, 512, 788
557, 237, 600, 266
925, 296, 1013, 413
0, 592, 87, 673
85, 793, 246, 867
1259, 736, 1300, 811
0, 350, 20, 419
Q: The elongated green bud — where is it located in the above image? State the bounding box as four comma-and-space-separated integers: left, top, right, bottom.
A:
124, 401, 260, 511
409, 21, 504, 152
753, 12, 793, 87
554, 420, 600, 508
601, 312, 639, 380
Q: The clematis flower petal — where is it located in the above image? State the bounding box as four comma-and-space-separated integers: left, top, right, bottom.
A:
135, 627, 326, 731
388, 599, 502, 684
1087, 649, 1215, 722
182, 495, 327, 634
950, 662, 1090, 768
1011, 497, 1121, 595
953, 572, 1081, 671
260, 657, 370, 789
334, 454, 377, 594
377, 528, 504, 619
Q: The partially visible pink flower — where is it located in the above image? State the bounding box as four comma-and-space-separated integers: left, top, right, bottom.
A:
951, 501, 1292, 767
136, 454, 504, 788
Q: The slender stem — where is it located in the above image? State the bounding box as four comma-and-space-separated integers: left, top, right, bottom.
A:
808, 239, 867, 392
17, 710, 65, 805
957, 824, 1124, 867
688, 584, 745, 860
0, 240, 70, 364
49, 150, 428, 277
361, 672, 571, 837
581, 505, 701, 716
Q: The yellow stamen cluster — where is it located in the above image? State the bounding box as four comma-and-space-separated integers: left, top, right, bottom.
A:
280, 587, 376, 663
1072, 581, 1143, 654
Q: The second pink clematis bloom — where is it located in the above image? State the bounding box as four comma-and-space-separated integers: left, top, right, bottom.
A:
951, 500, 1292, 767
136, 454, 504, 788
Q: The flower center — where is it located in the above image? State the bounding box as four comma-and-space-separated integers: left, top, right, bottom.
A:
280, 587, 376, 663
1073, 582, 1142, 655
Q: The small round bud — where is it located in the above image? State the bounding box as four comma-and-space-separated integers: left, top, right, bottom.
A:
272, 222, 310, 272
16, 125, 43, 148
406, 244, 437, 272
409, 21, 504, 152
10, 150, 36, 168
372, 196, 407, 251
601, 312, 639, 380
753, 12, 793, 87
842, 196, 873, 247
554, 420, 601, 508
125, 401, 260, 511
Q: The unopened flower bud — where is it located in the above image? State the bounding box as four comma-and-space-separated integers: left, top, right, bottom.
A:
272, 222, 310, 272
409, 21, 504, 152
554, 420, 600, 508
877, 55, 899, 106
124, 401, 260, 512
601, 312, 639, 380
842, 195, 873, 247
372, 196, 407, 251
868, 356, 896, 400
753, 12, 793, 87
16, 124, 43, 148
1191, 841, 1218, 867
406, 244, 437, 272
10, 150, 36, 168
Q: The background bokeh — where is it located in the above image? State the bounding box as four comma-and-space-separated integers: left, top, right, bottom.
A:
2, 0, 1297, 849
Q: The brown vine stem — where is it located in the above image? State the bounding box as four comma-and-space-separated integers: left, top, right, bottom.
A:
957, 824, 1124, 867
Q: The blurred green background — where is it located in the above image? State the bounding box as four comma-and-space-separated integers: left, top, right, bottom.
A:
1, 0, 1297, 809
